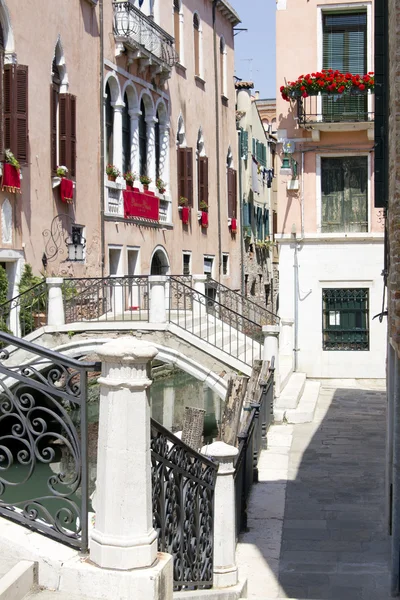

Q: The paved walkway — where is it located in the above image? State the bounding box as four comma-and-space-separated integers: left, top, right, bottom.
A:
236, 379, 390, 599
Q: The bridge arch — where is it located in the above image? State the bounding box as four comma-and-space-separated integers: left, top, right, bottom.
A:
51, 337, 228, 399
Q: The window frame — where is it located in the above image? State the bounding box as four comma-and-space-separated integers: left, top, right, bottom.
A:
139, 99, 147, 177
182, 252, 191, 276
122, 92, 131, 176
322, 287, 369, 351
316, 153, 371, 234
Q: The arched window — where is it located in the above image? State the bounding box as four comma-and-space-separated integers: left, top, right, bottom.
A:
193, 13, 200, 76
139, 99, 147, 176
197, 128, 208, 210
51, 40, 75, 175
122, 92, 130, 175
155, 110, 160, 182
220, 36, 226, 97
105, 83, 114, 166
174, 0, 180, 62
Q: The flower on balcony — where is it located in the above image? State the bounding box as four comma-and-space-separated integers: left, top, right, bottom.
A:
156, 178, 166, 194
56, 165, 68, 177
178, 196, 189, 207
199, 200, 209, 213
280, 69, 374, 101
139, 174, 152, 186
106, 164, 120, 178
5, 149, 20, 171
124, 171, 137, 183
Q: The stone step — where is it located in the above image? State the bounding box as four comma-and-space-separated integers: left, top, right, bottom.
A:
0, 560, 35, 600
0, 561, 19, 581
275, 371, 306, 410
285, 380, 321, 423
24, 591, 96, 600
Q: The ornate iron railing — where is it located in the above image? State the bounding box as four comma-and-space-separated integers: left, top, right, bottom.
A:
234, 357, 274, 536
206, 277, 279, 327
151, 419, 218, 591
113, 1, 178, 70
169, 277, 263, 366
63, 276, 150, 324
0, 281, 48, 339
297, 92, 374, 125
0, 330, 97, 550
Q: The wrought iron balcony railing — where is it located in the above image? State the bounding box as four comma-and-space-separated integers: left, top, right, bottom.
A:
113, 1, 178, 79
297, 92, 374, 126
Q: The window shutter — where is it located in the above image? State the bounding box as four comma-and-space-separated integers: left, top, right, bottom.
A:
50, 85, 58, 173
69, 94, 77, 177
198, 156, 208, 207
59, 94, 68, 169
186, 147, 193, 206
0, 52, 3, 161
177, 147, 186, 200
252, 138, 256, 156
227, 167, 237, 218
241, 129, 248, 160
3, 65, 13, 154
15, 65, 28, 163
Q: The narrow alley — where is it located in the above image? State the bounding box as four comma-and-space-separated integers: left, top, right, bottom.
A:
236, 380, 390, 600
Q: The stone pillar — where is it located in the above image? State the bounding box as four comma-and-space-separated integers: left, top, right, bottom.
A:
159, 124, 170, 192
129, 109, 140, 176
112, 102, 124, 174
162, 381, 175, 431
90, 338, 159, 570
202, 441, 239, 588
149, 275, 167, 323
146, 115, 157, 190
263, 324, 280, 397
280, 317, 294, 357
192, 274, 207, 320
46, 277, 65, 327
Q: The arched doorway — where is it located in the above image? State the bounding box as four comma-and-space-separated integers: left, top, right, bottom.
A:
150, 247, 170, 275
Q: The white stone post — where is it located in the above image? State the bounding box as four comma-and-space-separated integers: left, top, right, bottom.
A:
146, 115, 157, 190
46, 277, 65, 327
202, 441, 239, 588
112, 102, 124, 174
162, 381, 175, 431
149, 275, 167, 323
90, 338, 159, 570
129, 110, 140, 176
192, 274, 207, 320
280, 317, 294, 357
110, 274, 124, 317
263, 324, 280, 397
159, 124, 170, 192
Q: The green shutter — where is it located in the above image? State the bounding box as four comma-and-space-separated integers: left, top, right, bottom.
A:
263, 208, 269, 236
241, 129, 248, 160
252, 138, 256, 156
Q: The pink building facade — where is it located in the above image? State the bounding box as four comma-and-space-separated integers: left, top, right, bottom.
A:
276, 0, 385, 378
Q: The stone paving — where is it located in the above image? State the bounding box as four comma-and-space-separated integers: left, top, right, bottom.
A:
236, 379, 390, 599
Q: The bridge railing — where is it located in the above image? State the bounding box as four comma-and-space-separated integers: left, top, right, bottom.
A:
169, 276, 263, 365
0, 329, 98, 551
0, 280, 48, 338
234, 357, 275, 537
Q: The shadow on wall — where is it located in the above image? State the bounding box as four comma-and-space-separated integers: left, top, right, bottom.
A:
240, 384, 390, 599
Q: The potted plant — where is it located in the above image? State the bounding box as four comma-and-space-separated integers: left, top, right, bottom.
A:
5, 149, 20, 171
140, 174, 152, 190
106, 164, 120, 182
199, 200, 209, 212
280, 69, 374, 101
3, 149, 21, 193
124, 171, 137, 187
156, 178, 166, 195
178, 196, 189, 207
56, 165, 68, 178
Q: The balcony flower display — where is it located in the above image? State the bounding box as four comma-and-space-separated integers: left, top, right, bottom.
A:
106, 164, 120, 181
280, 69, 374, 101
139, 174, 152, 190
156, 178, 166, 194
124, 171, 137, 187
2, 149, 21, 193
178, 196, 188, 207
56, 166, 73, 203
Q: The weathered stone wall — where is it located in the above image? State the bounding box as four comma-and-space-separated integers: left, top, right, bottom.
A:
388, 0, 400, 357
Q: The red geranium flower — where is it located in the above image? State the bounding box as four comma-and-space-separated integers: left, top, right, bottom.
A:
358, 83, 366, 91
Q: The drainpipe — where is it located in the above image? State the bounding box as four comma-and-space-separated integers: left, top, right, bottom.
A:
212, 0, 222, 281
238, 129, 244, 295
300, 150, 305, 239
100, 0, 105, 276
293, 236, 299, 371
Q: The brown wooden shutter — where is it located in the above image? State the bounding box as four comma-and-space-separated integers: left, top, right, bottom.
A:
50, 85, 58, 173
198, 156, 208, 207
186, 148, 193, 207
69, 95, 76, 177
59, 93, 68, 169
227, 168, 237, 218
177, 147, 186, 200
3, 64, 13, 153
0, 52, 4, 161
15, 65, 28, 163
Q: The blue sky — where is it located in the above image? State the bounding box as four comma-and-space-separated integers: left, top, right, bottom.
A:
228, 0, 276, 99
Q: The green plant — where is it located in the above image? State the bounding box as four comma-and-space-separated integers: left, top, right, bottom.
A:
56, 165, 68, 177
199, 200, 209, 212
106, 164, 120, 178
67, 331, 75, 339
124, 171, 137, 183
179, 196, 188, 207
0, 266, 11, 335
156, 178, 166, 194
243, 226, 252, 239
140, 174, 152, 186
5, 149, 20, 171
18, 264, 46, 336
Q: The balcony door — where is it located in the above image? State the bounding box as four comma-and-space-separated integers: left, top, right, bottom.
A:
322, 11, 367, 122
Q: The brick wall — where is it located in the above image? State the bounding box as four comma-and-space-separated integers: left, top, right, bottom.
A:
388, 0, 400, 357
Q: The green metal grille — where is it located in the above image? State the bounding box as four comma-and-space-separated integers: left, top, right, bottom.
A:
322, 288, 369, 351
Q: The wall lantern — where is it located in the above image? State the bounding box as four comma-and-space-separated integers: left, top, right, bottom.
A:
66, 226, 86, 262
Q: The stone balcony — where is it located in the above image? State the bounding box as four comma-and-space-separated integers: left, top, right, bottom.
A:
105, 180, 172, 226
296, 92, 374, 141
113, 1, 178, 83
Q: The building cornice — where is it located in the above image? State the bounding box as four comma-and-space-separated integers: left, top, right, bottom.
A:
213, 0, 241, 26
